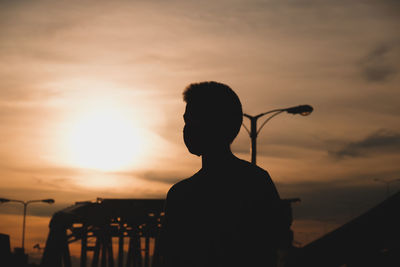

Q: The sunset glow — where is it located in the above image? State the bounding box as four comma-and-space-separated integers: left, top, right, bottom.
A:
66, 107, 146, 171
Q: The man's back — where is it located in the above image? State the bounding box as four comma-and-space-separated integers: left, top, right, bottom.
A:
159, 81, 285, 267
161, 156, 281, 267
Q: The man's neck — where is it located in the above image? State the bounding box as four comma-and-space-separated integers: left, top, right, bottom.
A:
201, 146, 235, 171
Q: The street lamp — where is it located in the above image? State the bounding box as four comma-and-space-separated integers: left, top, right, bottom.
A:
0, 198, 55, 252
0, 198, 11, 203
373, 178, 400, 198
242, 105, 313, 165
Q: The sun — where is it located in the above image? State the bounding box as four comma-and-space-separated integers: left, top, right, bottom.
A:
66, 107, 146, 171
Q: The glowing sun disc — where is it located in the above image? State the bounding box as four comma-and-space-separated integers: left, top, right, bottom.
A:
67, 108, 145, 171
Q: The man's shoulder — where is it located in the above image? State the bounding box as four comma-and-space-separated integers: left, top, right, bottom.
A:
166, 171, 201, 199
233, 158, 279, 198
234, 158, 272, 180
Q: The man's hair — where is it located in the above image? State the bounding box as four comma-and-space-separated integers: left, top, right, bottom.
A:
183, 81, 243, 144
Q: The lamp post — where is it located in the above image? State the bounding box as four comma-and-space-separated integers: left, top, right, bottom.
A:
242, 105, 313, 165
0, 198, 55, 252
373, 178, 400, 198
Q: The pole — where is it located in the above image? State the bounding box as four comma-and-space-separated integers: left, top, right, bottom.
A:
243, 106, 313, 165
22, 202, 27, 252
81, 226, 87, 267
250, 117, 258, 165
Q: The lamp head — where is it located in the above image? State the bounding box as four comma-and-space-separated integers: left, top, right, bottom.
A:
42, 199, 55, 204
0, 198, 10, 203
285, 105, 313, 116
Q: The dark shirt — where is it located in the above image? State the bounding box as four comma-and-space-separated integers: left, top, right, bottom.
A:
160, 157, 281, 267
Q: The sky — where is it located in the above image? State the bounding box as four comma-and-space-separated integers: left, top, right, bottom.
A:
1, 0, 400, 262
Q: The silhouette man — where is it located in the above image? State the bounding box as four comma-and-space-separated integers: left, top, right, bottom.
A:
159, 82, 282, 267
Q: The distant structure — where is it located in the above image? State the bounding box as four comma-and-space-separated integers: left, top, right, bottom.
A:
40, 199, 164, 267
290, 191, 400, 267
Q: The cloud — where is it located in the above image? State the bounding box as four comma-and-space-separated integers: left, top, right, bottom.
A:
330, 129, 400, 159
360, 45, 398, 82
141, 171, 183, 184
113, 170, 187, 185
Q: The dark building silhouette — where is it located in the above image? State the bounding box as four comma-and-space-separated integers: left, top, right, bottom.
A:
0, 233, 11, 267
0, 233, 30, 267
290, 191, 400, 267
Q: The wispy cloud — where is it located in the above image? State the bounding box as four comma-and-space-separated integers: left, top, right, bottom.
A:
330, 129, 400, 159
141, 171, 184, 184
112, 169, 188, 185
359, 45, 398, 82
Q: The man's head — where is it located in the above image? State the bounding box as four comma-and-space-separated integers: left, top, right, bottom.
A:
183, 81, 243, 156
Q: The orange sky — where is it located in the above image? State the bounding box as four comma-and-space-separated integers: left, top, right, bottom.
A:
1, 0, 400, 262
